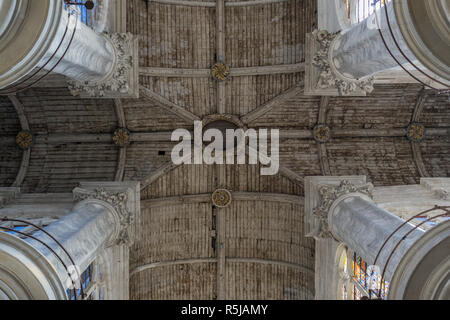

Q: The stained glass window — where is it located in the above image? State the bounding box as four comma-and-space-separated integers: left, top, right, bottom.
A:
66, 262, 96, 300
351, 253, 390, 299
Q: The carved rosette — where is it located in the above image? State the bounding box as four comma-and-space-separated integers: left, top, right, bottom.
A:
74, 188, 133, 245
313, 124, 331, 143
211, 62, 230, 81
212, 189, 232, 208
313, 180, 374, 239
113, 128, 131, 147
406, 123, 426, 143
16, 130, 34, 150
312, 30, 374, 96
68, 33, 134, 98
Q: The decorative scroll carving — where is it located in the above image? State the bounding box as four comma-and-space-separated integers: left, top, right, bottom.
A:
68, 33, 134, 98
74, 188, 133, 245
312, 30, 374, 96
313, 180, 374, 238
212, 189, 232, 208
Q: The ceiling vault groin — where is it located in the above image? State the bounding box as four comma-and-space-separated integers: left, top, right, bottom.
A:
8, 95, 30, 188
140, 86, 201, 122
114, 98, 127, 181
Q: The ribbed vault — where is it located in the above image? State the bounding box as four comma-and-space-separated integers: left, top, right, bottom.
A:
0, 0, 449, 300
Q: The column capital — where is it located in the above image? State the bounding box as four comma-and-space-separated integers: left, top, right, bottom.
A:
68, 32, 139, 99
0, 187, 20, 209
305, 30, 375, 97
72, 182, 140, 246
305, 176, 373, 240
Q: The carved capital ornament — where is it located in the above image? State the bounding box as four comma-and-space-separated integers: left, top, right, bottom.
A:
68, 33, 136, 98
313, 180, 374, 239
73, 187, 133, 245
312, 30, 374, 96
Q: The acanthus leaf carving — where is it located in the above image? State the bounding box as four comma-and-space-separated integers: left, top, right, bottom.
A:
312, 30, 374, 96
312, 180, 374, 239
68, 33, 134, 98
74, 187, 133, 246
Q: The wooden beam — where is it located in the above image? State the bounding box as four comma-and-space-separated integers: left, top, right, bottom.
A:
35, 134, 113, 145
140, 152, 192, 190
8, 95, 29, 131
142, 194, 211, 208
232, 192, 303, 205
8, 95, 30, 188
278, 166, 305, 186
230, 63, 304, 77
140, 67, 211, 78
318, 96, 330, 124
114, 98, 127, 128
148, 0, 289, 7
227, 258, 314, 277
130, 258, 217, 277
140, 86, 200, 122
115, 148, 127, 182
332, 128, 406, 138
140, 63, 305, 78
225, 0, 289, 6
150, 0, 215, 6
411, 143, 430, 178
279, 130, 313, 139
216, 0, 226, 115
317, 143, 331, 176
131, 131, 178, 142
141, 192, 303, 208
130, 257, 313, 278
12, 149, 30, 188
412, 89, 427, 122
241, 86, 304, 124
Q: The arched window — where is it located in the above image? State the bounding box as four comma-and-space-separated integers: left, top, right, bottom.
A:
350, 253, 390, 300
63, 1, 98, 27
335, 246, 390, 300
347, 0, 391, 25
66, 260, 106, 300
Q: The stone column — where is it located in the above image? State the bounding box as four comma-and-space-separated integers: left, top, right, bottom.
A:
305, 0, 450, 96
0, 0, 138, 98
305, 176, 450, 299
0, 182, 139, 300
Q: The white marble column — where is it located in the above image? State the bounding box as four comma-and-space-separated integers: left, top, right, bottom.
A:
330, 2, 411, 80
328, 193, 425, 282
24, 196, 120, 289
0, 182, 139, 300
38, 9, 116, 83
306, 0, 450, 96
0, 0, 138, 98
305, 177, 450, 299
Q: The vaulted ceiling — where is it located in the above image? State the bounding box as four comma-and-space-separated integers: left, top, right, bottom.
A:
0, 0, 449, 300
